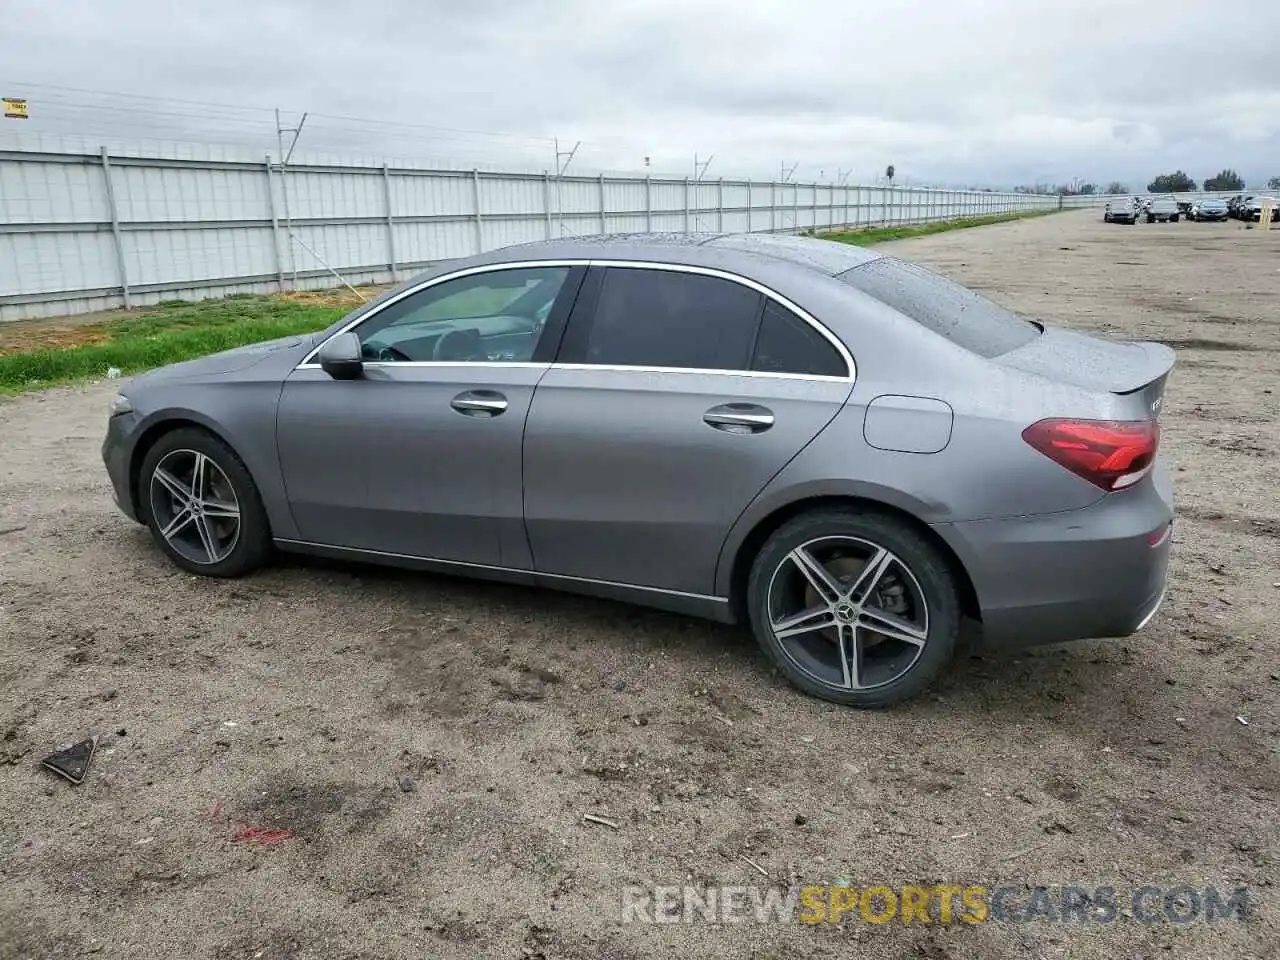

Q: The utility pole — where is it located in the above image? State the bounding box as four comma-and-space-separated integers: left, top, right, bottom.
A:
552, 138, 581, 236
275, 108, 309, 286
693, 153, 714, 181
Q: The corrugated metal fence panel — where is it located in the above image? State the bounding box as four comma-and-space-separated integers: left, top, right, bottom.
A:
1, 141, 1122, 320
0, 228, 118, 296
285, 169, 383, 220
112, 163, 269, 223
396, 219, 477, 264
124, 226, 277, 286
484, 176, 545, 217
391, 172, 473, 219
0, 157, 109, 223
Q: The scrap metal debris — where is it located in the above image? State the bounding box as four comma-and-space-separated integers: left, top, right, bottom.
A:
41, 735, 98, 784
231, 825, 294, 844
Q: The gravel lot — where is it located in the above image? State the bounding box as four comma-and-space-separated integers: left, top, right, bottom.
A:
1, 210, 1276, 960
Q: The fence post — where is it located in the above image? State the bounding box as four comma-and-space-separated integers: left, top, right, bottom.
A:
718, 177, 725, 232
543, 172, 553, 238
382, 163, 398, 283
599, 173, 607, 233
646, 174, 653, 232
793, 184, 799, 233
264, 156, 286, 292
771, 181, 777, 232
472, 169, 483, 253
684, 177, 691, 233
99, 147, 132, 310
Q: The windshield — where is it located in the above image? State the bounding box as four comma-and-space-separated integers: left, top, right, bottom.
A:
837, 257, 1040, 358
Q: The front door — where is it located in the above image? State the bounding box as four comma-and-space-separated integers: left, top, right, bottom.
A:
277, 264, 583, 567
523, 265, 854, 595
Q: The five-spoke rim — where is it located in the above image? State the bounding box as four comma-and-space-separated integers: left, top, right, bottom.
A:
148, 450, 241, 565
766, 535, 929, 691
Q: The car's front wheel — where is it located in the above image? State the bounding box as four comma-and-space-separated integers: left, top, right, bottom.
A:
138, 427, 271, 577
746, 510, 960, 708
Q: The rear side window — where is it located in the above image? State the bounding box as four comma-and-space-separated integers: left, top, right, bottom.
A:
580, 268, 761, 371
838, 257, 1039, 358
751, 301, 847, 377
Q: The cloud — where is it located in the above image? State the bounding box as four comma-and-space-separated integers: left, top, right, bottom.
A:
3, 0, 1279, 187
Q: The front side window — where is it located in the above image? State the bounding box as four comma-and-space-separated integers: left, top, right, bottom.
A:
354, 266, 571, 363
580, 268, 762, 371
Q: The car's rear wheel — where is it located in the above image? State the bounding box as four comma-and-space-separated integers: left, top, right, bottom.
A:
746, 510, 960, 708
138, 427, 271, 577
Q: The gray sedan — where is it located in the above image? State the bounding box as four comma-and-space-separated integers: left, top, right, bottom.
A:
103, 234, 1174, 707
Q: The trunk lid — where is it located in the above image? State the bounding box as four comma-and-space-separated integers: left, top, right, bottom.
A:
996, 325, 1175, 416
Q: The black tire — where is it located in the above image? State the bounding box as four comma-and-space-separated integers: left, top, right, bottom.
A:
1171, 214, 1179, 222
138, 427, 271, 577
1146, 214, 1155, 223
745, 509, 961, 708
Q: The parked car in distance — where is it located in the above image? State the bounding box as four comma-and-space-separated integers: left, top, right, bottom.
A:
1242, 196, 1280, 222
1103, 198, 1138, 224
1145, 197, 1180, 223
102, 233, 1175, 709
1191, 198, 1229, 221
1176, 199, 1195, 218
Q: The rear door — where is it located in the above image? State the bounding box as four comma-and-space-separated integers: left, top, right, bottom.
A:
522, 264, 854, 596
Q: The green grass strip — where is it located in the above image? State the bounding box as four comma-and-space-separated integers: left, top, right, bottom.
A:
822, 209, 1061, 246
0, 296, 346, 395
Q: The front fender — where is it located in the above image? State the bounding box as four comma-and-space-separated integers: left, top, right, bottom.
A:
125, 383, 297, 540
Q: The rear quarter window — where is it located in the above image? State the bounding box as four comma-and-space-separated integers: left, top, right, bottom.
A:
837, 257, 1039, 358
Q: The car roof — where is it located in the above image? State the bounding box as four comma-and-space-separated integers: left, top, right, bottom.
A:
454, 231, 885, 278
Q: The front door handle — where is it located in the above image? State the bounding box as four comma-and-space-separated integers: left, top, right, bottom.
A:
703, 403, 774, 434
450, 390, 508, 417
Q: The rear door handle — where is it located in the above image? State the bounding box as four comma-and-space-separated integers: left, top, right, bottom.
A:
703, 403, 774, 434
450, 390, 508, 417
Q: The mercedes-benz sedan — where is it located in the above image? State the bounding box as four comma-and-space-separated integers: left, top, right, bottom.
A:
103, 234, 1174, 707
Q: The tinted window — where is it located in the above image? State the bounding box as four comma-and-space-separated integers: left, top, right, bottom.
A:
837, 257, 1038, 358
355, 267, 569, 363
751, 301, 847, 377
582, 268, 761, 370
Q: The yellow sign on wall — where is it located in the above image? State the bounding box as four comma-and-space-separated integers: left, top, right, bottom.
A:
3, 97, 29, 119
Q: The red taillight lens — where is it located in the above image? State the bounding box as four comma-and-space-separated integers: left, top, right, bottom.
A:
1021, 418, 1160, 491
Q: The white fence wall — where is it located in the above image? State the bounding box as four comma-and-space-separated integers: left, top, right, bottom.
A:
1, 142, 1088, 322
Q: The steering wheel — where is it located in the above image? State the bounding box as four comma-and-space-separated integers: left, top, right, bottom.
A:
372, 344, 412, 363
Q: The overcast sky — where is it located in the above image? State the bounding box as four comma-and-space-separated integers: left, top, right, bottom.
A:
4, 0, 1279, 188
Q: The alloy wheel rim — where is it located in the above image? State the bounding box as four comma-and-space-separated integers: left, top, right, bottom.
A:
766, 535, 929, 691
149, 450, 241, 565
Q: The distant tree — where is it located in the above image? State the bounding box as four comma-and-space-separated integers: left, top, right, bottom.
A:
1105, 181, 1130, 195
1147, 171, 1197, 193
1203, 169, 1245, 191
1079, 183, 1097, 195
1268, 176, 1280, 191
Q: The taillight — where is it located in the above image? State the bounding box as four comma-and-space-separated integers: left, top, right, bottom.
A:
1021, 418, 1159, 491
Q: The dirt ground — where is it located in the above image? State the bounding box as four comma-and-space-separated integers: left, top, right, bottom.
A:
0, 210, 1276, 960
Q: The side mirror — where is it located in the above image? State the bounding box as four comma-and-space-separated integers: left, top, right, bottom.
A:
317, 332, 364, 380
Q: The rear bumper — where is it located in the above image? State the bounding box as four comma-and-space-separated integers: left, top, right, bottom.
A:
935, 463, 1173, 650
